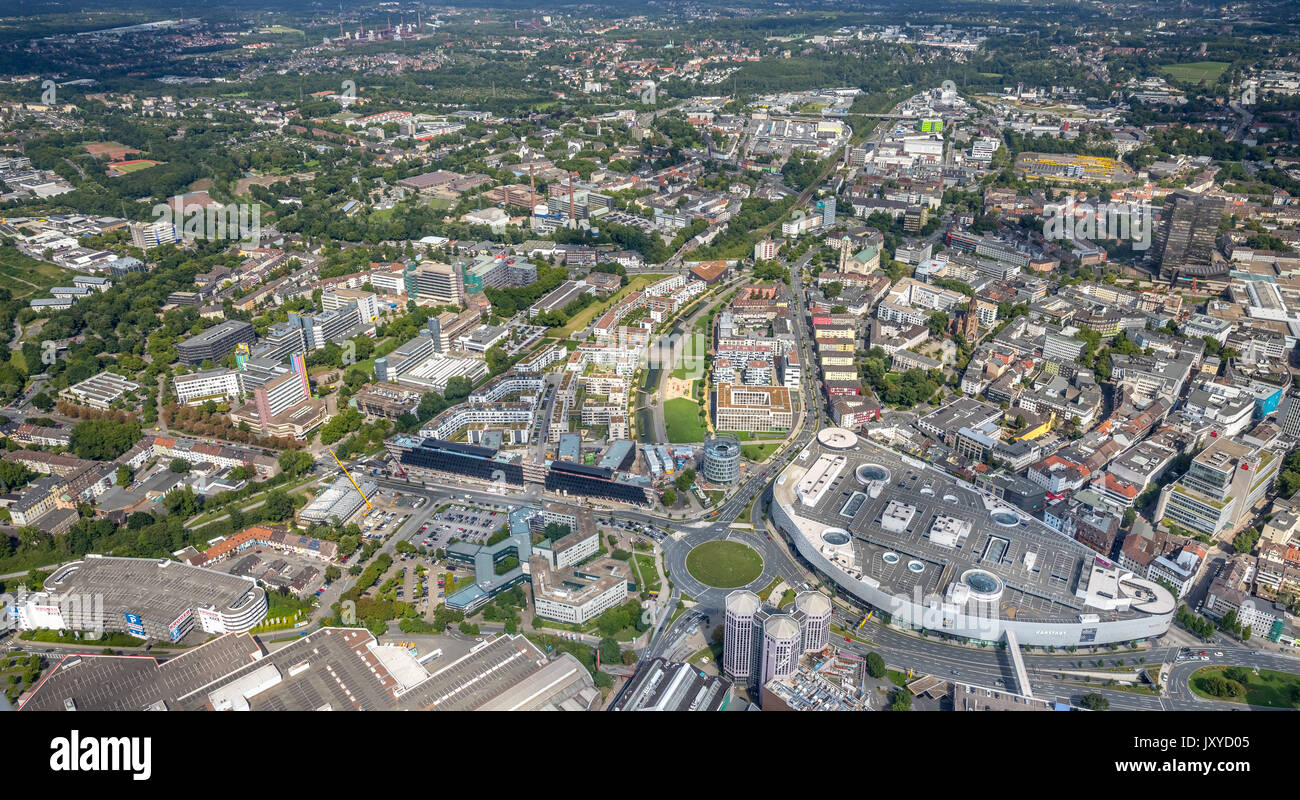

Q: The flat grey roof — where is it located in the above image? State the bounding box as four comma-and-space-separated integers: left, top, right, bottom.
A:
46, 556, 264, 622
783, 438, 1152, 625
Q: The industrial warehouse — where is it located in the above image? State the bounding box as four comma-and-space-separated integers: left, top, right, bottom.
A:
18, 629, 598, 711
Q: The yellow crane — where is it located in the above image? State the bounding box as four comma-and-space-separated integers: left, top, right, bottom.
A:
856, 610, 872, 632
329, 448, 374, 512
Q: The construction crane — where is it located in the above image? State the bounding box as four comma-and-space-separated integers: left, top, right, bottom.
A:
328, 448, 374, 511
856, 610, 872, 632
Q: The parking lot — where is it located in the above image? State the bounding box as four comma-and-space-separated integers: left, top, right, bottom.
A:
414, 502, 511, 549
597, 515, 665, 544
360, 507, 410, 540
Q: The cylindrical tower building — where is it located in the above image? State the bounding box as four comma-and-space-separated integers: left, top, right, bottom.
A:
723, 589, 761, 680
760, 614, 801, 686
794, 591, 831, 653
702, 436, 742, 485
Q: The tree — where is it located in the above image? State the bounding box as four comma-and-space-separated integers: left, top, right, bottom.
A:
926, 311, 950, 338
662, 486, 677, 507
325, 565, 341, 582
1201, 675, 1245, 698
444, 376, 473, 403
126, 511, 155, 530
1233, 528, 1260, 555
889, 688, 912, 711
68, 418, 141, 460
279, 450, 314, 477
263, 490, 294, 521
674, 468, 697, 493
169, 458, 191, 474
485, 345, 510, 375
115, 465, 133, 486
0, 461, 34, 491
161, 486, 200, 518
1079, 692, 1110, 711
865, 651, 887, 679
598, 636, 621, 665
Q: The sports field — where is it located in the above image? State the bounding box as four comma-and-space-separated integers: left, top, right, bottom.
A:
1160, 61, 1229, 85
106, 159, 163, 176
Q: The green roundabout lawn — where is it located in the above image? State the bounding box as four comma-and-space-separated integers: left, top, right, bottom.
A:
686, 540, 764, 588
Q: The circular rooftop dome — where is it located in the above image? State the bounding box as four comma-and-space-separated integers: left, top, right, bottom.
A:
883, 552, 900, 565
795, 591, 832, 617
817, 427, 857, 450
765, 614, 802, 641
907, 560, 925, 573
725, 589, 762, 616
822, 529, 851, 546
992, 510, 1020, 527
960, 569, 1005, 602
855, 464, 889, 485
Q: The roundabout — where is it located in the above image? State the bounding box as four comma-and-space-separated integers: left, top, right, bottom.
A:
685, 540, 765, 589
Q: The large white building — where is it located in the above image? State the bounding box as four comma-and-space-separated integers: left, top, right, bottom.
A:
769, 428, 1176, 648
173, 368, 244, 406
323, 288, 380, 324
7, 556, 267, 642
529, 555, 630, 625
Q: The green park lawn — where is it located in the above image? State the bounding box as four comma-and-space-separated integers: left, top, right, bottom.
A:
664, 397, 706, 443
742, 442, 781, 461
0, 246, 74, 299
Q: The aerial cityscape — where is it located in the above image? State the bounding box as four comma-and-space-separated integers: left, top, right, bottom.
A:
0, 0, 1297, 726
